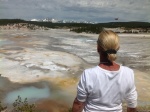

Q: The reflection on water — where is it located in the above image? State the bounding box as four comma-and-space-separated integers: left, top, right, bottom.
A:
4, 85, 50, 104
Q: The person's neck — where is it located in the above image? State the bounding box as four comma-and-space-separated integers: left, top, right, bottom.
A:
99, 60, 113, 66
100, 59, 111, 63
99, 54, 113, 65
99, 56, 120, 71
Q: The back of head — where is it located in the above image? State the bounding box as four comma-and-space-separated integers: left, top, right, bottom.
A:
97, 30, 119, 62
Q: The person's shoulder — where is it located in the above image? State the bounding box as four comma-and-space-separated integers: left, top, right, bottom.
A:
121, 66, 134, 78
82, 66, 99, 78
82, 66, 98, 80
84, 66, 99, 73
121, 66, 134, 72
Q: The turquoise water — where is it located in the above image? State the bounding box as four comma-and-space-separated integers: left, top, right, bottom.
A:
4, 85, 50, 104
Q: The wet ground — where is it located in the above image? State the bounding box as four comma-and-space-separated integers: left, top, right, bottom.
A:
0, 29, 150, 110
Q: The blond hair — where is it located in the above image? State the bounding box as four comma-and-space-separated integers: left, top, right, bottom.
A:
97, 30, 119, 62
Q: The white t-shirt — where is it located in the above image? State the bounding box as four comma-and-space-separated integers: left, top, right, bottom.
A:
77, 65, 137, 112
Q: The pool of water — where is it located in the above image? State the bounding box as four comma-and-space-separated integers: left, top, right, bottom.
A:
4, 84, 50, 104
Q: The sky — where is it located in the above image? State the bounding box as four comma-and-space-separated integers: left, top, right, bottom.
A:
0, 0, 150, 23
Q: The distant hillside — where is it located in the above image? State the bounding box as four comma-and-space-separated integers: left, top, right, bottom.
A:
0, 19, 150, 33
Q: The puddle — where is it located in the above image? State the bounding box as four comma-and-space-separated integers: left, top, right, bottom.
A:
4, 84, 50, 104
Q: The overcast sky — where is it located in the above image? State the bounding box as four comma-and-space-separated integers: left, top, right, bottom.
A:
0, 0, 150, 22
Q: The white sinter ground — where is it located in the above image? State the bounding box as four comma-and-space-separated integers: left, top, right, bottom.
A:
0, 29, 150, 104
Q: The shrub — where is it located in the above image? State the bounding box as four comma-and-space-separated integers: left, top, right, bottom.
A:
11, 96, 35, 112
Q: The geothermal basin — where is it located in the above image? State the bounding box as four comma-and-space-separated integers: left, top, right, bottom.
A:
0, 29, 150, 110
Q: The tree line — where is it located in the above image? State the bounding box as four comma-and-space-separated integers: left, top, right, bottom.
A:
0, 19, 150, 33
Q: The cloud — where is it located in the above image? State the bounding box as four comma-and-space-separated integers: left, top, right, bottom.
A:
0, 0, 150, 22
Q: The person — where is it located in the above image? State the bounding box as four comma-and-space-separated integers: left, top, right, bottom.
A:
72, 30, 137, 112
